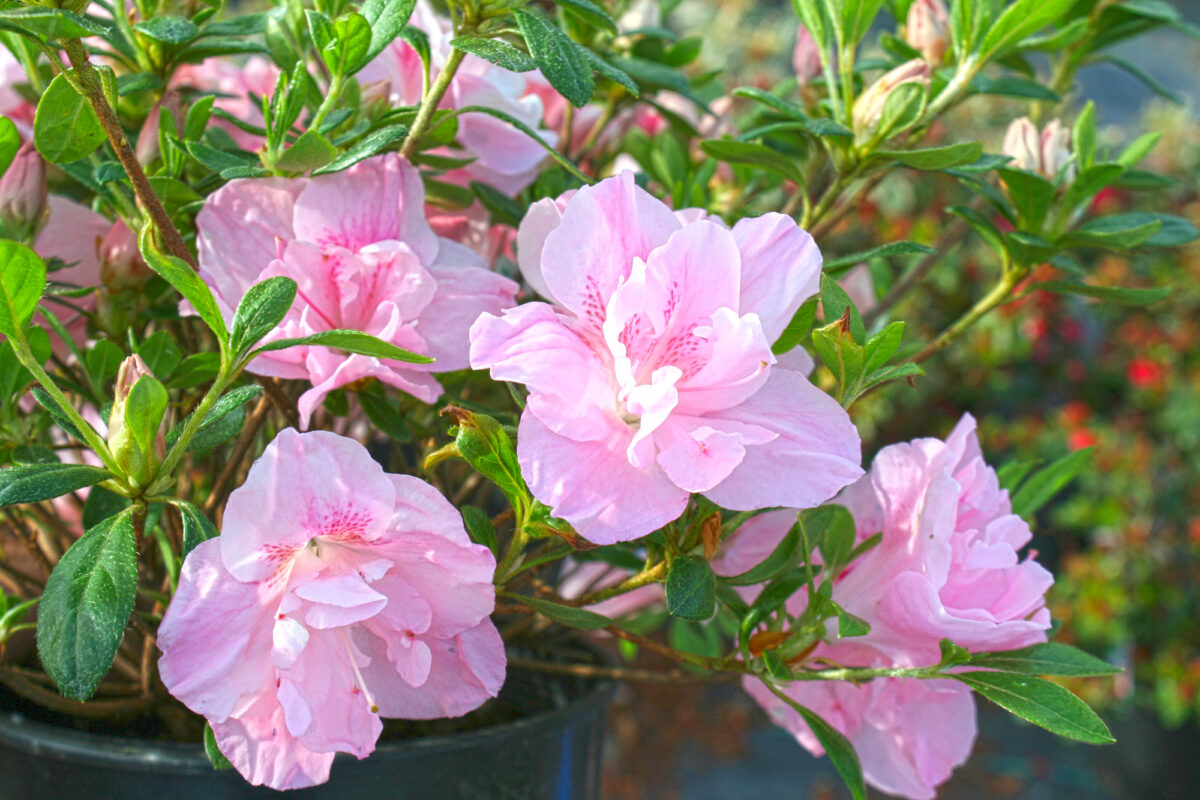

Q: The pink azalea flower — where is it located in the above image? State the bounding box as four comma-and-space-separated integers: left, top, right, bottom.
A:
469, 173, 862, 543
0, 45, 36, 137
195, 153, 519, 427
744, 642, 976, 800
359, 1, 556, 195
158, 429, 505, 790
831, 413, 1053, 665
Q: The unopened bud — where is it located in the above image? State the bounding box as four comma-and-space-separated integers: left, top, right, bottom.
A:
109, 354, 153, 439
1002, 117, 1074, 181
100, 222, 153, 289
852, 59, 931, 136
906, 0, 950, 65
1002, 117, 1042, 172
1039, 119, 1074, 182
793, 25, 822, 88
0, 142, 48, 243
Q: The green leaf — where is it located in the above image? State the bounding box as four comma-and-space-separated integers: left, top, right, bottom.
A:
230, 277, 297, 356
700, 139, 803, 185
1033, 281, 1170, 306
31, 386, 85, 441
275, 130, 337, 173
311, 124, 408, 175
834, 602, 871, 637
460, 506, 497, 554
326, 12, 372, 75
137, 226, 229, 346
85, 338, 125, 385
1117, 132, 1160, 168
772, 297, 818, 356
742, 567, 807, 633
515, 8, 594, 108
980, 0, 1075, 57
0, 7, 109, 40
999, 168, 1056, 228
969, 643, 1121, 677
819, 273, 865, 343
970, 74, 1060, 101
811, 317, 864, 404
449, 105, 591, 183
452, 411, 527, 511
0, 116, 19, 177
167, 384, 262, 452
862, 321, 905, 374
176, 500, 218, 557
1102, 55, 1183, 105
359, 0, 418, 65
134, 15, 200, 45
953, 671, 1115, 744
876, 141, 983, 171
81, 486, 128, 530
1073, 101, 1097, 170
842, 0, 887, 45
33, 72, 106, 164
0, 463, 113, 506
803, 504, 857, 573
168, 352, 221, 389
824, 241, 933, 274
551, 0, 619, 34
576, 46, 639, 95
514, 593, 611, 630
1010, 447, 1092, 518
665, 556, 717, 621
450, 36, 536, 72
721, 523, 802, 586
0, 241, 46, 338
253, 328, 433, 363
36, 510, 137, 701
948, 204, 1006, 255
203, 724, 233, 770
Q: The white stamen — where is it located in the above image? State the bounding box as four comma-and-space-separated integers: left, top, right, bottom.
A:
339, 627, 378, 714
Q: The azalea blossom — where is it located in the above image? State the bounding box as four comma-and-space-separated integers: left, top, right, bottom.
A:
158, 429, 505, 790
170, 56, 279, 151
469, 172, 862, 543
359, 0, 556, 195
744, 643, 976, 800
830, 413, 1054, 665
195, 153, 518, 427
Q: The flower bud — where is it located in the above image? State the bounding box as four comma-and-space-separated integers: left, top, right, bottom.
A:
1039, 119, 1074, 182
1002, 117, 1074, 181
107, 354, 167, 486
99, 222, 153, 289
1002, 117, 1042, 172
793, 25, 823, 88
852, 59, 931, 136
0, 142, 48, 243
906, 0, 950, 65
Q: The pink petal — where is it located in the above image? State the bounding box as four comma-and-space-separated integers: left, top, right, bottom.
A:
221, 429, 397, 582
38, 197, 108, 289
518, 410, 688, 544
470, 303, 618, 442
362, 620, 506, 719
210, 693, 336, 790
421, 244, 519, 371
654, 419, 748, 493
704, 369, 863, 511
539, 172, 681, 331
293, 571, 389, 629
515, 193, 573, 300
731, 213, 822, 342
282, 629, 383, 758
157, 539, 278, 722
292, 155, 438, 262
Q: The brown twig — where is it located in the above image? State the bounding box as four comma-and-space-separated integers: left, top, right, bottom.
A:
60, 39, 196, 267
202, 394, 271, 515
257, 377, 301, 429
864, 217, 971, 326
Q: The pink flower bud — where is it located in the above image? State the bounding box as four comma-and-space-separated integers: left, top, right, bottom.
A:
112, 354, 152, 418
793, 25, 823, 88
1003, 117, 1074, 181
1039, 118, 1074, 181
851, 59, 931, 135
906, 0, 950, 65
99, 222, 152, 289
0, 142, 48, 242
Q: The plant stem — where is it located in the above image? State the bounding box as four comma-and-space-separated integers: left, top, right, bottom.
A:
307, 72, 345, 133
506, 656, 738, 684
60, 39, 195, 268
148, 366, 234, 494
494, 525, 530, 585
913, 268, 1019, 363
399, 47, 466, 159
570, 561, 667, 607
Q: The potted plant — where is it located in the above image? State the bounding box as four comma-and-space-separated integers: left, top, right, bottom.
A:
0, 0, 1193, 798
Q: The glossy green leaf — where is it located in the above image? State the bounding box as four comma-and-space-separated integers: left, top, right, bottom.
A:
665, 556, 717, 621
230, 277, 297, 356
176, 500, 218, 557
700, 139, 803, 185
311, 124, 408, 175
450, 36, 536, 72
722, 522, 802, 586
37, 510, 137, 701
877, 141, 983, 171
0, 117, 19, 177
1033, 281, 1170, 306
0, 463, 113, 506
968, 643, 1121, 677
1010, 447, 1092, 518
0, 241, 46, 338
953, 671, 1115, 744
515, 593, 611, 630
253, 328, 432, 363
515, 8, 593, 107
138, 226, 229, 346
134, 15, 200, 44
359, 0, 418, 65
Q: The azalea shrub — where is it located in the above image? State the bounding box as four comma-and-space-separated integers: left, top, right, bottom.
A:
0, 0, 1194, 798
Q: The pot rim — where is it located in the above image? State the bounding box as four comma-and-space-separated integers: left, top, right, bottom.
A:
0, 658, 618, 775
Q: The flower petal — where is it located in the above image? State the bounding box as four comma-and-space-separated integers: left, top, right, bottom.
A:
731, 213, 822, 341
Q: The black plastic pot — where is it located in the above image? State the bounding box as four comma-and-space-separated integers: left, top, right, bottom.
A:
0, 660, 616, 800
